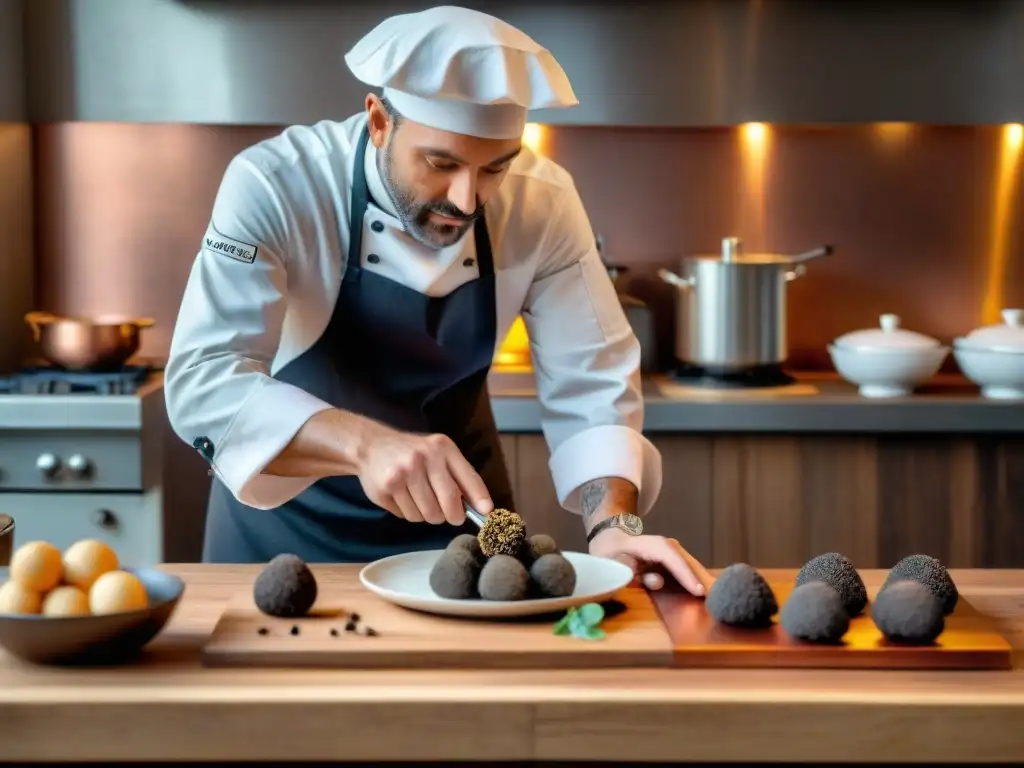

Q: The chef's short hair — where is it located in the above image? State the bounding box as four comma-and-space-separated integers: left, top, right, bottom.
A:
378, 94, 403, 128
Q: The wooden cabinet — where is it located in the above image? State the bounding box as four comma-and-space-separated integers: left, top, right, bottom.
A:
500, 433, 1024, 570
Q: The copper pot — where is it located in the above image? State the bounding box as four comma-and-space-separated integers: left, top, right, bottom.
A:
0, 514, 13, 567
25, 312, 155, 371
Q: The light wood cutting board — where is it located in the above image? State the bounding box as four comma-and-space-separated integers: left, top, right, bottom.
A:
201, 568, 674, 669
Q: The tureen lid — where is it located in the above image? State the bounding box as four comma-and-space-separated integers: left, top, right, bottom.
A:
956, 309, 1024, 351
833, 314, 940, 350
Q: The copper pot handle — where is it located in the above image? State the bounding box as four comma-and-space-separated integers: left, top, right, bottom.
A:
24, 311, 59, 342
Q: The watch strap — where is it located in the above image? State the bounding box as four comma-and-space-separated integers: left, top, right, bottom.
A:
586, 515, 621, 543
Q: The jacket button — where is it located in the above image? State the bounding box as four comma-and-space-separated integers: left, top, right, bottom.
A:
370, 221, 384, 233
367, 253, 380, 264
463, 258, 475, 267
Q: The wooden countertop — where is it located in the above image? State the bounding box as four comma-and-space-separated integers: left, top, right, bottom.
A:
2, 565, 1024, 763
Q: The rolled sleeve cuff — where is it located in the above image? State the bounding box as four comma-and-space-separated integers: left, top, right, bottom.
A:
548, 425, 663, 516
214, 380, 334, 510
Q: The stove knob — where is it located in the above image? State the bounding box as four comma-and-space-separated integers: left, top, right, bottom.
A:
67, 453, 92, 478
92, 509, 118, 530
36, 453, 61, 478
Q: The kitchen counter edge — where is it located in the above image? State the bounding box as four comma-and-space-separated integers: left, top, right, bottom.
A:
4, 371, 1020, 435
490, 373, 1024, 434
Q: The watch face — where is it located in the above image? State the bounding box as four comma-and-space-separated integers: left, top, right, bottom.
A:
619, 513, 643, 535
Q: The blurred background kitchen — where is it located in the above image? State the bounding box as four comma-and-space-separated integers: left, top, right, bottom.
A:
1, 0, 1022, 571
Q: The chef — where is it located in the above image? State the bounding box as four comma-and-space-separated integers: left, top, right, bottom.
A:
164, 6, 711, 596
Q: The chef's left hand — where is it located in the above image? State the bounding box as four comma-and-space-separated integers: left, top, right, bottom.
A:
588, 527, 715, 597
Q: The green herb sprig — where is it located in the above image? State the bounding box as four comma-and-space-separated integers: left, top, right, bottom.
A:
553, 602, 606, 640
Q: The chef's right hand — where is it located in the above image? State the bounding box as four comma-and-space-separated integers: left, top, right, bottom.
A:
357, 428, 494, 525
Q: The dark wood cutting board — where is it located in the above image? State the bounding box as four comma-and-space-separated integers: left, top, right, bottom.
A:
650, 568, 1014, 670
201, 566, 674, 669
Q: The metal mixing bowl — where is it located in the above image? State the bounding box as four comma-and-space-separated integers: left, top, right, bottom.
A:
25, 312, 155, 371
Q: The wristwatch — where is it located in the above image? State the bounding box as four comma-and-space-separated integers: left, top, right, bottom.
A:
586, 513, 643, 543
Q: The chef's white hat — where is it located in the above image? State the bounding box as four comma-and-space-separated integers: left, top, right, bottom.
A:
344, 6, 578, 140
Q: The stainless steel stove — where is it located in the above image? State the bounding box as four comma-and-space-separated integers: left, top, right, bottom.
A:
0, 365, 167, 568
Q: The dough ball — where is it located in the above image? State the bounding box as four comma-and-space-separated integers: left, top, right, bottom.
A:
0, 579, 41, 615
882, 554, 958, 615
42, 585, 91, 617
446, 533, 484, 566
780, 582, 850, 644
871, 579, 945, 644
429, 548, 481, 600
518, 533, 559, 566
706, 563, 778, 627
62, 539, 120, 591
478, 554, 530, 601
9, 540, 63, 593
478, 508, 526, 558
795, 552, 868, 617
89, 570, 149, 615
529, 553, 576, 598
253, 553, 318, 618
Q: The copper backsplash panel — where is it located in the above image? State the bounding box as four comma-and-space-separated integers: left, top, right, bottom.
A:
31, 122, 1024, 371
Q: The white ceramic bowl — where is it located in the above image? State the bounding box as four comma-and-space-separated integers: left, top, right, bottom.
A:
952, 346, 1024, 400
828, 344, 950, 398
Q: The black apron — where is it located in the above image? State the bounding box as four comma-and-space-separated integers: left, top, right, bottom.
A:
201, 126, 515, 563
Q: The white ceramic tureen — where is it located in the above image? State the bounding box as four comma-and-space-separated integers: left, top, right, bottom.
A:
827, 313, 949, 398
952, 308, 1024, 400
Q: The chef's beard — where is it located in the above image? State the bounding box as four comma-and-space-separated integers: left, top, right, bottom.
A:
379, 139, 483, 251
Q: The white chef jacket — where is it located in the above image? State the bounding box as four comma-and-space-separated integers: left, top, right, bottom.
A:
164, 112, 662, 516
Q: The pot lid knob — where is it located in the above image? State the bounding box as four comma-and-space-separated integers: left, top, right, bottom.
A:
879, 313, 900, 333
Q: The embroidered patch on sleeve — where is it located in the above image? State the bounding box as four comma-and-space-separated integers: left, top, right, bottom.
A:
202, 221, 258, 264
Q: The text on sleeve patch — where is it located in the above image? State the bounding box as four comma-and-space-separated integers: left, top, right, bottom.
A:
202, 221, 259, 264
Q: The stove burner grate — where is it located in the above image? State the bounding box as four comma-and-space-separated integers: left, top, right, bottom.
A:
673, 362, 797, 389
0, 365, 152, 395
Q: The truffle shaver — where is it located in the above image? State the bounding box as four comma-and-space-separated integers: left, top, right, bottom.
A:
462, 500, 487, 529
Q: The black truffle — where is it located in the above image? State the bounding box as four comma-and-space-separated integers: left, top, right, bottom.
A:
477, 554, 530, 601
429, 548, 481, 600
447, 533, 484, 565
478, 508, 527, 558
780, 582, 850, 644
871, 579, 945, 644
705, 563, 778, 627
518, 533, 559, 566
253, 553, 318, 618
794, 552, 868, 617
529, 553, 577, 598
882, 554, 958, 615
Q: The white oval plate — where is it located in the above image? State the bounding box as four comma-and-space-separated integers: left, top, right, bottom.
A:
359, 550, 634, 618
